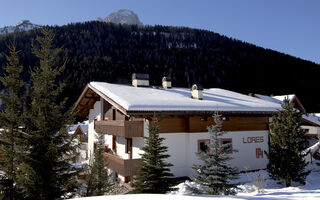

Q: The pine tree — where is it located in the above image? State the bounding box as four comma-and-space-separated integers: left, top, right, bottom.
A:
266, 98, 310, 187
85, 133, 111, 196
188, 113, 239, 195
17, 29, 79, 200
0, 43, 25, 200
133, 117, 175, 194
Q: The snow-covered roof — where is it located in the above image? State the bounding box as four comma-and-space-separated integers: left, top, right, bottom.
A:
255, 93, 306, 113
67, 124, 78, 134
273, 94, 295, 103
255, 94, 319, 126
254, 94, 295, 104
78, 124, 88, 135
87, 82, 281, 114
303, 114, 320, 126
67, 121, 88, 135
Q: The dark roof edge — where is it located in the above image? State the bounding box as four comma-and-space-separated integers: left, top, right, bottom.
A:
127, 110, 278, 116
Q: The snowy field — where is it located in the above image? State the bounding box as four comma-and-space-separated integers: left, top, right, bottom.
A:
72, 163, 320, 200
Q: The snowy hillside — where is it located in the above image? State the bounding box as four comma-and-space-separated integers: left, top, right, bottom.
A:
0, 20, 41, 35
72, 163, 320, 200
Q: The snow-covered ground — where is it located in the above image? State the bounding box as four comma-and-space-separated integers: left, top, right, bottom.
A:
71, 163, 320, 200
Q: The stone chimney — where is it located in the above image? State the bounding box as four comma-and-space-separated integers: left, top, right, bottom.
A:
191, 84, 203, 100
132, 73, 149, 87
162, 76, 172, 89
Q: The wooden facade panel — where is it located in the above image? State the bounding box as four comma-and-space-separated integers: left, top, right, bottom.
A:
95, 120, 144, 137
103, 101, 125, 121
155, 115, 269, 133
158, 117, 186, 133
188, 116, 214, 132
189, 115, 269, 132
104, 153, 141, 177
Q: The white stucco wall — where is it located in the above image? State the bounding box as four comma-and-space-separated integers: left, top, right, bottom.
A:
161, 130, 269, 177
188, 131, 268, 173
116, 137, 129, 159
115, 136, 145, 159
161, 133, 189, 177
132, 137, 144, 159
88, 101, 102, 160
104, 134, 113, 150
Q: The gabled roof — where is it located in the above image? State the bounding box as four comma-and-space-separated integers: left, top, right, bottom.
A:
255, 94, 306, 113
302, 114, 320, 127
75, 124, 88, 135
67, 121, 89, 135
254, 94, 319, 126
73, 82, 282, 116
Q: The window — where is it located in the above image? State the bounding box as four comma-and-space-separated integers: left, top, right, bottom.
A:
125, 138, 132, 154
93, 141, 97, 153
220, 138, 232, 154
222, 116, 229, 121
198, 139, 210, 152
200, 116, 208, 121
112, 136, 117, 153
93, 117, 98, 129
112, 109, 116, 120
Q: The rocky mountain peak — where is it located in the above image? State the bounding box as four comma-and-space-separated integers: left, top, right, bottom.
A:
103, 9, 143, 26
0, 20, 41, 35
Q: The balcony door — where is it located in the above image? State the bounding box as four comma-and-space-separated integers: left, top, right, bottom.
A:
126, 138, 133, 159
112, 136, 117, 154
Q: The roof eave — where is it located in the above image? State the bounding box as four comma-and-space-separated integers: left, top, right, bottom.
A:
127, 110, 278, 116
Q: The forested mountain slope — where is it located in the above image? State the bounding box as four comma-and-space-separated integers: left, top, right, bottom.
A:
0, 21, 319, 111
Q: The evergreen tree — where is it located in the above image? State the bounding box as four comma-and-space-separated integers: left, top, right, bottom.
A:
0, 43, 25, 200
85, 133, 111, 196
188, 113, 239, 195
17, 29, 79, 200
133, 117, 175, 194
266, 98, 310, 187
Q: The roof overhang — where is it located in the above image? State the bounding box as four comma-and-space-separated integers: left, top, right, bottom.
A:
74, 126, 85, 135
127, 110, 277, 116
291, 96, 307, 114
73, 83, 279, 118
302, 118, 320, 127
72, 83, 128, 117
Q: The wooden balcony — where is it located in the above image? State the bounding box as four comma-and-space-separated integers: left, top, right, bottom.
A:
95, 120, 144, 137
104, 153, 142, 177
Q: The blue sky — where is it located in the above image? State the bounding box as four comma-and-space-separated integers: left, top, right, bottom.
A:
0, 0, 319, 64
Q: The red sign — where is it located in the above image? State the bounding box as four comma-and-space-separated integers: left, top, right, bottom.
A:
256, 148, 263, 158
243, 136, 264, 144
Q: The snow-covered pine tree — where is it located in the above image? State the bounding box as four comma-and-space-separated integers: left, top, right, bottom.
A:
17, 28, 79, 200
266, 98, 310, 187
85, 133, 111, 196
0, 44, 25, 200
133, 116, 176, 194
188, 113, 239, 195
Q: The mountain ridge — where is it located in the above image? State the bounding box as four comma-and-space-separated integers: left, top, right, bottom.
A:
0, 20, 41, 35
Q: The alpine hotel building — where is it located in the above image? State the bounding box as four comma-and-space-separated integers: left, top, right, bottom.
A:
73, 74, 281, 183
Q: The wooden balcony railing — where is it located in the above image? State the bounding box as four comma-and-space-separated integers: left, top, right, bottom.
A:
95, 120, 144, 137
104, 153, 142, 177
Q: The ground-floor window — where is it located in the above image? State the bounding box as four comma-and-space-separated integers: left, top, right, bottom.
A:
220, 138, 232, 154
197, 138, 233, 153
198, 139, 210, 152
